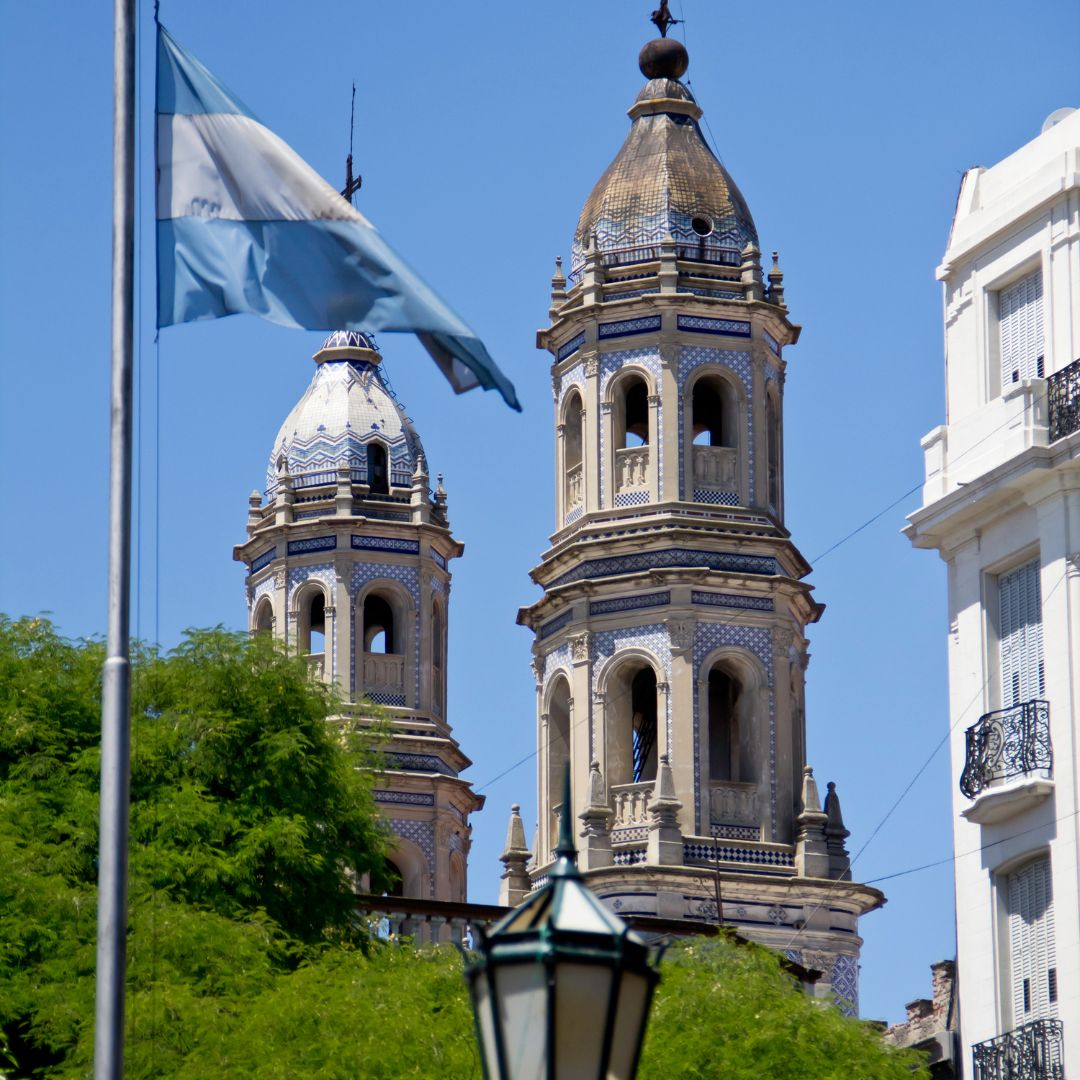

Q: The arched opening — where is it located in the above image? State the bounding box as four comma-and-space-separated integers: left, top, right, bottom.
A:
449, 852, 466, 904
384, 858, 405, 898
708, 668, 740, 781
367, 441, 389, 494
631, 667, 659, 783
546, 676, 572, 851
359, 588, 408, 705
308, 592, 325, 655
253, 597, 273, 635
765, 391, 780, 512
296, 586, 327, 656
363, 594, 395, 653
432, 599, 445, 714
691, 375, 736, 447
564, 392, 584, 512
616, 376, 650, 449
606, 660, 660, 788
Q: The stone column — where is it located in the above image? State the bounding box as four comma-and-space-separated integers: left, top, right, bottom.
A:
569, 632, 592, 824
584, 353, 601, 514
599, 399, 613, 510
771, 627, 794, 844
667, 615, 697, 835
648, 392, 662, 502
334, 557, 352, 698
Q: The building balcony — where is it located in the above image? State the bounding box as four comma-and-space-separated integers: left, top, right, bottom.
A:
306, 652, 325, 680
614, 446, 649, 492
971, 1019, 1064, 1080
959, 700, 1053, 824
1048, 356, 1080, 442
362, 653, 406, 703
692, 445, 738, 501
611, 780, 654, 842
709, 780, 760, 838
566, 462, 583, 510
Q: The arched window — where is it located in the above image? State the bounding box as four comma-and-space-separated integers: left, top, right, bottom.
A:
363, 594, 395, 653
616, 376, 650, 448
384, 858, 405, 898
564, 392, 584, 510
630, 667, 658, 783
432, 599, 444, 714
296, 586, 327, 656
765, 391, 780, 511
606, 661, 659, 788
691, 375, 736, 447
449, 853, 466, 904
547, 676, 571, 836
253, 598, 273, 635
367, 441, 389, 494
708, 668, 740, 781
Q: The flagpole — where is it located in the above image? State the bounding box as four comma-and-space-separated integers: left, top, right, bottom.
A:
95, 0, 136, 1074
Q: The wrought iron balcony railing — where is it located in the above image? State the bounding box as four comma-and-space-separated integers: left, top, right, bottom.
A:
971, 1019, 1064, 1080
959, 699, 1052, 800
1048, 356, 1080, 442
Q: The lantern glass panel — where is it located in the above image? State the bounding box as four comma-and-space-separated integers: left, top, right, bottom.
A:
493, 961, 549, 1080
472, 973, 500, 1079
554, 962, 617, 1078
604, 970, 651, 1080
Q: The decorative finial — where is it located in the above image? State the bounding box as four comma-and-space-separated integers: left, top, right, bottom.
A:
639, 8, 689, 81
650, 0, 680, 37
341, 82, 362, 203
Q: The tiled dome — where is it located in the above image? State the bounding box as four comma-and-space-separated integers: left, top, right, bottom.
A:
570, 68, 757, 278
266, 335, 423, 495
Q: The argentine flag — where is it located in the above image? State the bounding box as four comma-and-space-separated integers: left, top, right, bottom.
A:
156, 24, 519, 410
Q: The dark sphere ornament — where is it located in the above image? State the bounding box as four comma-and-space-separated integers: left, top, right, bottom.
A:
638, 37, 689, 80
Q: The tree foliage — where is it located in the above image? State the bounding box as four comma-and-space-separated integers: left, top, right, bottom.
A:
0, 617, 389, 1077
0, 616, 927, 1079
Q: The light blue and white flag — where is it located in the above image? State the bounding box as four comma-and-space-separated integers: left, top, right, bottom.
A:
156, 24, 520, 410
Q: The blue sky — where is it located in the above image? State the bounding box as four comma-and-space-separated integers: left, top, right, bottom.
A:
2, 0, 1078, 1025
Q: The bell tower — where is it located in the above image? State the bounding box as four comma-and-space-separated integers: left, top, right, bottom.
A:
512, 24, 882, 1012
235, 331, 483, 918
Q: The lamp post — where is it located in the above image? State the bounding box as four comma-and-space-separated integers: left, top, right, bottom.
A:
466, 772, 661, 1080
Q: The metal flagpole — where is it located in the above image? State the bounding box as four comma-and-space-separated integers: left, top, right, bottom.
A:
95, 0, 136, 1074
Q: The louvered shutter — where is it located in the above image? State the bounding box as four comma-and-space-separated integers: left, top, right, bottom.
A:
1007, 857, 1057, 1023
999, 559, 1044, 707
999, 271, 1045, 388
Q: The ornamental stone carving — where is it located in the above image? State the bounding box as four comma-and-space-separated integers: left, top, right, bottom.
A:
570, 632, 591, 663
668, 617, 694, 653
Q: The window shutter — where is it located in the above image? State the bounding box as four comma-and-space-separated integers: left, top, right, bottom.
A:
999, 271, 1044, 387
999, 558, 1044, 707
1007, 856, 1056, 1024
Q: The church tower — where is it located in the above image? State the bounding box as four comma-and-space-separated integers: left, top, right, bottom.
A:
234, 330, 483, 917
511, 25, 882, 1011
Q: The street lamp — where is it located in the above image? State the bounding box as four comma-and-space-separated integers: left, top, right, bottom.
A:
466, 772, 661, 1079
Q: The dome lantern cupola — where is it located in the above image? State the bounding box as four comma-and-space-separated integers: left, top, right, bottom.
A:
569, 32, 757, 281
266, 331, 424, 500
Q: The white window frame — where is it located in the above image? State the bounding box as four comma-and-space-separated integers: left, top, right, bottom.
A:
996, 268, 1045, 392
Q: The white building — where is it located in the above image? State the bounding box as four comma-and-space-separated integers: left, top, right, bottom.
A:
906, 108, 1080, 1078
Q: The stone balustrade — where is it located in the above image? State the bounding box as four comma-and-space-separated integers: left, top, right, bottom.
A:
363, 652, 406, 694
614, 446, 649, 491
709, 780, 759, 828
692, 444, 737, 489
566, 462, 583, 508
611, 780, 654, 829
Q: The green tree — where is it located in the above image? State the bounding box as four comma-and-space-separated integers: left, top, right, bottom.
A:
0, 617, 389, 1077
0, 616, 926, 1079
